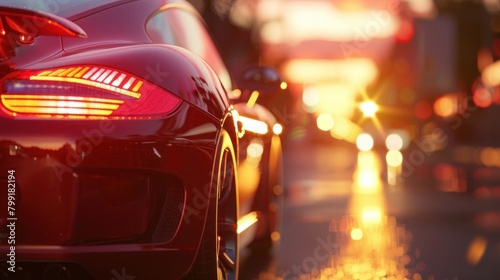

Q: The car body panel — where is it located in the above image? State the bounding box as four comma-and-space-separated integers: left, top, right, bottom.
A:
0, 0, 282, 278
0, 103, 220, 278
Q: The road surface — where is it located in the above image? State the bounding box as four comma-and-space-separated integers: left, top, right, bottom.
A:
240, 138, 500, 280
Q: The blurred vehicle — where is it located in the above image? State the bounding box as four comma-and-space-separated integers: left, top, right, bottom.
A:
399, 6, 500, 193
406, 62, 500, 193
0, 0, 284, 279
235, 65, 292, 135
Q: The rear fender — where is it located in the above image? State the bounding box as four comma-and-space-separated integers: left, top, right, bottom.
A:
19, 44, 230, 119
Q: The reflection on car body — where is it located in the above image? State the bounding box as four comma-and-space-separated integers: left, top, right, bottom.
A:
0, 0, 284, 279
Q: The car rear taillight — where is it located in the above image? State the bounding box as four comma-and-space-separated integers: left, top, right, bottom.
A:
0, 65, 181, 119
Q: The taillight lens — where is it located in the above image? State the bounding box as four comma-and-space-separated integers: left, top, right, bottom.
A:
0, 65, 181, 119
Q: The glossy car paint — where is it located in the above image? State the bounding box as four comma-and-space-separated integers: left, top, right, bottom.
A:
0, 0, 282, 279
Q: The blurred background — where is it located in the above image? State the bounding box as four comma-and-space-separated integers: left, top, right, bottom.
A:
191, 0, 500, 193
190, 1, 500, 279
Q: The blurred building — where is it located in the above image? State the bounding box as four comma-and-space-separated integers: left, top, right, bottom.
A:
194, 0, 500, 147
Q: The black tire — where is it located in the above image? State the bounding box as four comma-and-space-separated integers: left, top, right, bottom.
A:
187, 130, 239, 280
250, 134, 284, 250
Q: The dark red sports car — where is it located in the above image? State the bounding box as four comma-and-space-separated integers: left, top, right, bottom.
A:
0, 1, 284, 279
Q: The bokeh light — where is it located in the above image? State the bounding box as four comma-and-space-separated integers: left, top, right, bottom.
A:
351, 228, 363, 240
361, 208, 383, 224
433, 94, 457, 118
466, 236, 488, 266
386, 150, 403, 167
302, 86, 320, 111
330, 117, 363, 143
385, 134, 404, 151
359, 101, 379, 117
247, 141, 264, 158
316, 113, 335, 131
272, 123, 283, 135
473, 88, 493, 108
356, 133, 374, 151
414, 100, 432, 119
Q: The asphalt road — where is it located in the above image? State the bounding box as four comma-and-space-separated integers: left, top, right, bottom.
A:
240, 138, 500, 280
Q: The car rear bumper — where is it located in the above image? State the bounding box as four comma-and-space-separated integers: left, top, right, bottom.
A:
2, 245, 196, 279
0, 104, 221, 279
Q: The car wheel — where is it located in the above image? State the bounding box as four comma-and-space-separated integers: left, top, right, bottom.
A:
187, 130, 239, 280
250, 134, 284, 250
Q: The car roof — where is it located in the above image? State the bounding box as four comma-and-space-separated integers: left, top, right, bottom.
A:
0, 0, 194, 19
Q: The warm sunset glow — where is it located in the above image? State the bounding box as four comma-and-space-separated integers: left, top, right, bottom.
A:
361, 208, 383, 224
304, 82, 359, 117
359, 101, 379, 117
353, 151, 382, 193
283, 58, 378, 86
317, 149, 424, 280
356, 168, 380, 190
330, 117, 362, 143
260, 2, 400, 44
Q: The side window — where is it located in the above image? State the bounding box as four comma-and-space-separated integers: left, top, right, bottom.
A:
145, 11, 179, 46
146, 7, 232, 92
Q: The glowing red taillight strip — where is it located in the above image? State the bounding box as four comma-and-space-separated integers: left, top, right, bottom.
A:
0, 65, 182, 119
1, 94, 123, 116
30, 66, 143, 99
